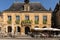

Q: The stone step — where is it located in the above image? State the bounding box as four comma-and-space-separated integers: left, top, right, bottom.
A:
1, 35, 32, 39
15, 35, 32, 39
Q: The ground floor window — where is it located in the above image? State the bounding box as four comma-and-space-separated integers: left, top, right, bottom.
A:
0, 27, 1, 31
17, 26, 20, 32
43, 26, 47, 28
8, 26, 12, 32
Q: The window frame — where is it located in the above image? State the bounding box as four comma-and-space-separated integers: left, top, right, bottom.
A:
8, 16, 12, 21
35, 16, 39, 24
25, 15, 29, 20
43, 16, 47, 24
16, 15, 20, 20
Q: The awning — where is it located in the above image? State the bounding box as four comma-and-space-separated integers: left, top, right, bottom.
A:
52, 28, 60, 31
32, 28, 60, 31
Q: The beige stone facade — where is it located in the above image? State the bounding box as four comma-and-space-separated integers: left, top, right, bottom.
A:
0, 0, 52, 35
0, 11, 51, 35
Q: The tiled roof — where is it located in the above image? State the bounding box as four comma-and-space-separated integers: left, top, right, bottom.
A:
4, 2, 48, 11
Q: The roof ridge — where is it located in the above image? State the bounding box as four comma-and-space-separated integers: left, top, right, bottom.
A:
4, 2, 48, 11
13, 0, 40, 4
30, 2, 40, 3
13, 2, 24, 4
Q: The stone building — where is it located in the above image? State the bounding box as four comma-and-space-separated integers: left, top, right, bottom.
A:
52, 1, 60, 28
0, 0, 52, 35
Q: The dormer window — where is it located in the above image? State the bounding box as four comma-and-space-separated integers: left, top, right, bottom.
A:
24, 4, 30, 11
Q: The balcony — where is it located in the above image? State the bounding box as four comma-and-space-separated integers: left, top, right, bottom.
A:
15, 20, 20, 24
21, 20, 32, 26
35, 20, 39, 24
43, 20, 47, 24
7, 20, 12, 24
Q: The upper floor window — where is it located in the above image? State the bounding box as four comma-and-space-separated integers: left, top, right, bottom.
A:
26, 6, 28, 11
8, 16, 11, 21
43, 16, 47, 24
25, 15, 29, 20
35, 16, 39, 24
15, 16, 20, 24
16, 16, 20, 20
24, 5, 30, 11
35, 16, 39, 20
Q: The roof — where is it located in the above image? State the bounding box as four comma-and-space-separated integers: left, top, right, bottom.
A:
4, 2, 48, 12
0, 12, 3, 18
53, 2, 60, 13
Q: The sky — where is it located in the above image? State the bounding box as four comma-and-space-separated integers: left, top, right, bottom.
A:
0, 0, 59, 11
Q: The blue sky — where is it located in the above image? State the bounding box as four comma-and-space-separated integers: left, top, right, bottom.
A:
0, 0, 59, 11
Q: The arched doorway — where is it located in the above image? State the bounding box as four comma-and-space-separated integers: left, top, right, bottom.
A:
25, 27, 30, 34
17, 26, 21, 32
8, 26, 12, 32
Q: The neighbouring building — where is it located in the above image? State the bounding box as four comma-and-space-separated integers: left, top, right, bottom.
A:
52, 1, 60, 28
0, 0, 52, 35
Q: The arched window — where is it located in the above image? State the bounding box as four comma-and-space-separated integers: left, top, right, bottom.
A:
0, 27, 1, 31
35, 26, 39, 28
17, 26, 20, 32
8, 26, 12, 32
43, 26, 47, 28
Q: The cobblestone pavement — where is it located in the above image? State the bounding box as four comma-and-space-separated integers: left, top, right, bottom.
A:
0, 38, 60, 40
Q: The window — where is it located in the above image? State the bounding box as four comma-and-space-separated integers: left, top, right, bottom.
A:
35, 16, 39, 24
35, 16, 39, 20
7, 16, 12, 24
8, 16, 11, 21
25, 15, 29, 20
8, 26, 12, 32
35, 26, 39, 28
16, 16, 20, 20
25, 5, 29, 11
16, 16, 20, 24
26, 6, 28, 11
43, 16, 47, 24
0, 27, 1, 31
17, 26, 20, 32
